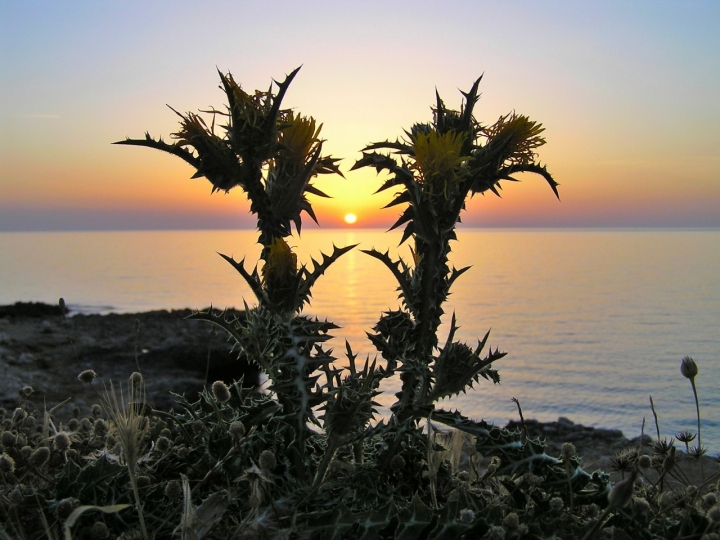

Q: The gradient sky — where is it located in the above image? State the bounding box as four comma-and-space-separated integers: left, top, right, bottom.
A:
1, 1, 718, 231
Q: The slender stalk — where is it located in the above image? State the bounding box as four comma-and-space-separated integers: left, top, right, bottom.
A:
690, 378, 704, 478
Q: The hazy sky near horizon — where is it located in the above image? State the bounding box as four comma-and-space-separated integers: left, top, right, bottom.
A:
1, 1, 718, 231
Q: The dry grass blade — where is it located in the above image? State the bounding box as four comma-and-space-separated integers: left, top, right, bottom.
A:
101, 378, 149, 540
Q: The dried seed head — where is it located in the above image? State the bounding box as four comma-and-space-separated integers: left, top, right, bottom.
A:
136, 475, 150, 488
259, 449, 276, 472
229, 421, 246, 438
66, 448, 78, 461
638, 454, 652, 469
78, 370, 97, 384
561, 442, 576, 459
12, 408, 27, 423
53, 432, 71, 451
68, 418, 79, 431
29, 446, 50, 467
634, 497, 650, 514
165, 480, 182, 500
550, 497, 564, 511
56, 497, 79, 519
80, 418, 92, 432
457, 470, 471, 482
1, 430, 16, 447
503, 512, 519, 530
89, 521, 109, 539
176, 446, 189, 460
708, 505, 720, 523
390, 454, 406, 471
20, 445, 32, 460
94, 418, 107, 434
211, 380, 231, 403
608, 470, 638, 509
72, 407, 80, 418
8, 485, 23, 504
22, 386, 33, 397
704, 493, 718, 508
92, 404, 102, 417
155, 436, 171, 453
680, 356, 698, 379
160, 428, 172, 439
487, 525, 506, 540
0, 452, 15, 473
459, 508, 475, 523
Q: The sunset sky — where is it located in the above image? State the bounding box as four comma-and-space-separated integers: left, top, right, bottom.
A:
1, 1, 718, 231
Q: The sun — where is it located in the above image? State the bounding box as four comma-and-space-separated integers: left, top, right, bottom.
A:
344, 213, 357, 225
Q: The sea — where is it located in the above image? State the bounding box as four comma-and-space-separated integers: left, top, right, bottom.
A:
1, 228, 719, 452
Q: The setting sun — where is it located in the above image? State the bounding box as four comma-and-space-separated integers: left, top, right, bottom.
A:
344, 213, 357, 224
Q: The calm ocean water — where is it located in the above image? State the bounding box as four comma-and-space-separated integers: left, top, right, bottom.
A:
1, 229, 719, 451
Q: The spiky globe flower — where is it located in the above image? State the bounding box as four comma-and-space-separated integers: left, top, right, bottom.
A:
8, 485, 22, 504
53, 432, 71, 451
165, 479, 182, 499
90, 522, 109, 539
0, 452, 14, 473
1, 430, 16, 447
155, 436, 171, 453
56, 497, 79, 519
211, 380, 231, 403
681, 356, 698, 379
29, 446, 50, 467
19, 445, 32, 460
228, 421, 246, 439
258, 449, 277, 472
561, 442, 576, 459
78, 370, 97, 384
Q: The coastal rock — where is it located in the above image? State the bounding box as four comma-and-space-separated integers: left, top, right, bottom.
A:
0, 302, 259, 415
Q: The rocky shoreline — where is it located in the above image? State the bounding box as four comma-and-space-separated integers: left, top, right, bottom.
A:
1, 302, 713, 479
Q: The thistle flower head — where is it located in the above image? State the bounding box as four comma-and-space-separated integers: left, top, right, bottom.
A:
681, 356, 698, 379
258, 449, 277, 472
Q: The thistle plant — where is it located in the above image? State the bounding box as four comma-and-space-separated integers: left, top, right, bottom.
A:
9, 68, 711, 539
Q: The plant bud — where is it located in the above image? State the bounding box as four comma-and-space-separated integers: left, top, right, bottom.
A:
94, 418, 107, 434
0, 452, 15, 473
708, 505, 720, 523
704, 493, 718, 507
12, 408, 27, 423
211, 381, 231, 403
78, 370, 97, 384
29, 446, 50, 467
608, 470, 637, 509
680, 356, 698, 379
160, 428, 172, 439
66, 448, 78, 461
638, 454, 652, 469
459, 508, 475, 523
56, 497, 79, 519
8, 485, 22, 504
68, 418, 79, 431
59, 298, 66, 310
89, 522, 109, 539
259, 449, 276, 472
22, 386, 33, 397
20, 445, 32, 460
54, 432, 71, 451
229, 421, 246, 438
165, 479, 182, 499
390, 454, 406, 471
92, 404, 102, 417
561, 442, 576, 459
503, 512, 519, 530
155, 436, 171, 453
1, 430, 16, 447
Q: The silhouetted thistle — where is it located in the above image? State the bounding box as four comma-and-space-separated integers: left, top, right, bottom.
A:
681, 356, 703, 476
78, 369, 97, 384
676, 430, 696, 454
